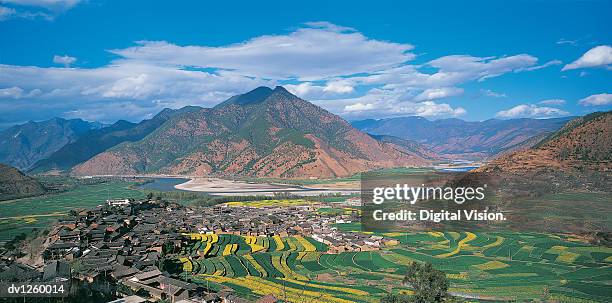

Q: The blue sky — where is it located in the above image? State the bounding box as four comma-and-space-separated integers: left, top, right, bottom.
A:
0, 0, 610, 128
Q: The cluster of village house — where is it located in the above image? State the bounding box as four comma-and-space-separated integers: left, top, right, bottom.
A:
0, 196, 396, 303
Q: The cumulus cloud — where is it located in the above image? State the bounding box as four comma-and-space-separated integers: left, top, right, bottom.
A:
344, 102, 375, 112
0, 22, 548, 124
341, 99, 465, 118
284, 82, 317, 97
0, 86, 24, 98
413, 87, 463, 102
538, 99, 566, 106
496, 104, 568, 119
52, 54, 76, 67
285, 80, 354, 100
562, 45, 612, 71
0, 62, 271, 124
314, 88, 466, 119
578, 93, 612, 106
323, 80, 354, 94
0, 86, 41, 99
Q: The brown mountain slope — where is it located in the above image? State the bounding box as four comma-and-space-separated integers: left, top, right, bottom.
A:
0, 164, 46, 201
479, 111, 611, 173
73, 87, 431, 178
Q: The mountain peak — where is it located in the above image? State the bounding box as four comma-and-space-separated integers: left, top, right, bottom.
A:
270, 86, 297, 98
216, 86, 299, 108
273, 85, 289, 93
217, 86, 274, 107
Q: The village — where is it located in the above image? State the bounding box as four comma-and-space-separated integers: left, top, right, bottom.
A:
0, 195, 399, 303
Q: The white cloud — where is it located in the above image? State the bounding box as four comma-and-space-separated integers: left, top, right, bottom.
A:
578, 93, 612, 106
1, 0, 81, 11
480, 89, 506, 98
111, 23, 415, 81
323, 80, 354, 94
413, 87, 463, 102
521, 59, 562, 71
408, 101, 466, 117
0, 86, 24, 98
98, 74, 158, 99
303, 21, 356, 33
496, 104, 568, 119
0, 86, 41, 99
0, 62, 270, 123
428, 54, 538, 81
0, 5, 16, 20
52, 54, 76, 66
285, 80, 354, 100
562, 45, 612, 71
341, 99, 465, 118
315, 87, 466, 119
557, 39, 577, 46
0, 0, 81, 21
322, 54, 537, 99
0, 22, 549, 125
344, 102, 375, 112
285, 82, 317, 97
538, 99, 566, 106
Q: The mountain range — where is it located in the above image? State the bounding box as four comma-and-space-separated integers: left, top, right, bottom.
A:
352, 116, 572, 159
72, 86, 430, 178
0, 87, 604, 179
29, 106, 202, 173
0, 118, 102, 170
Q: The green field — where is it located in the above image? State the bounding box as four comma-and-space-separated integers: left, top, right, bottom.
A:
0, 181, 144, 242
2, 177, 610, 302
177, 230, 612, 302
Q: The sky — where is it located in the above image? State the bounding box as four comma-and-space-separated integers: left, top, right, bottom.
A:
0, 0, 611, 129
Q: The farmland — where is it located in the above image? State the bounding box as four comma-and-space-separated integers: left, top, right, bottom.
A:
223, 199, 315, 208
1, 175, 610, 302
175, 230, 612, 302
0, 180, 144, 243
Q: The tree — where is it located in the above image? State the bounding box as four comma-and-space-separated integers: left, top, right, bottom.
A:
402, 262, 449, 303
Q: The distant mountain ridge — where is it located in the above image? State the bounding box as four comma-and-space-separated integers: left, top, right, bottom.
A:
30, 106, 202, 173
0, 118, 102, 170
72, 86, 431, 178
352, 116, 573, 159
369, 134, 439, 160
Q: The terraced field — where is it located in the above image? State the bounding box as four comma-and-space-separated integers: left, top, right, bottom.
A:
387, 231, 612, 302
176, 231, 612, 302
223, 199, 315, 208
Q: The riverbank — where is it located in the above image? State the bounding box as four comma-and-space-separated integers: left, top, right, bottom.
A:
174, 177, 359, 196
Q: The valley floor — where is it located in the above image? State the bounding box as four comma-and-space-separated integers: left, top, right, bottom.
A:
173, 177, 360, 196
